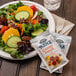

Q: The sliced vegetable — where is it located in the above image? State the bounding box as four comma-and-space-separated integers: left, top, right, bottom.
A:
31, 11, 38, 20
11, 51, 24, 59
7, 36, 21, 48
3, 46, 24, 59
11, 50, 19, 58
30, 5, 37, 13
16, 6, 33, 18
31, 29, 43, 36
2, 28, 20, 43
17, 53, 24, 59
15, 11, 29, 21
3, 47, 17, 53
1, 26, 9, 34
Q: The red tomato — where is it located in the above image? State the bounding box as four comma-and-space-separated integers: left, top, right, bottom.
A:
52, 60, 57, 65
31, 19, 39, 25
30, 5, 37, 13
1, 26, 9, 34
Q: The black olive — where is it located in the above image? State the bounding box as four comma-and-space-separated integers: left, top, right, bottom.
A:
39, 19, 48, 24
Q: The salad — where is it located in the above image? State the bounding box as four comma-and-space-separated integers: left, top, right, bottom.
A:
0, 1, 48, 59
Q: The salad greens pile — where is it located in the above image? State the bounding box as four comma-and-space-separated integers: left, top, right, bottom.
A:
8, 1, 24, 12
22, 22, 48, 38
0, 1, 48, 59
0, 1, 24, 20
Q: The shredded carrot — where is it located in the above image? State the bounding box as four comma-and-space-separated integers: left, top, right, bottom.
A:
11, 12, 14, 15
16, 23, 22, 30
21, 29, 23, 36
16, 23, 23, 35
7, 18, 9, 20
31, 19, 39, 25
12, 17, 15, 21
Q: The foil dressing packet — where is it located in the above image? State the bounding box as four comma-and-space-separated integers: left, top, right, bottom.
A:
40, 32, 72, 73
30, 30, 69, 73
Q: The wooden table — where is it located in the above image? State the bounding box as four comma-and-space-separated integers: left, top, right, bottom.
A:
0, 0, 76, 76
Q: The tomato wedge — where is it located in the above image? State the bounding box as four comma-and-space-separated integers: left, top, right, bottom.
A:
1, 26, 9, 34
30, 5, 37, 13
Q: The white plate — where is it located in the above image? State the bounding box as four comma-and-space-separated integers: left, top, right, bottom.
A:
0, 1, 55, 60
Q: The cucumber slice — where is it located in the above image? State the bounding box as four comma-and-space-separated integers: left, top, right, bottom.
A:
7, 36, 21, 48
31, 29, 43, 36
4, 47, 17, 53
15, 11, 29, 21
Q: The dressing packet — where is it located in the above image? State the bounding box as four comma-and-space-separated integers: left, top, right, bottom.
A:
30, 30, 69, 73
40, 32, 72, 73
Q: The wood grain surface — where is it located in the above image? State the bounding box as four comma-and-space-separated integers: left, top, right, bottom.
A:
0, 0, 76, 76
